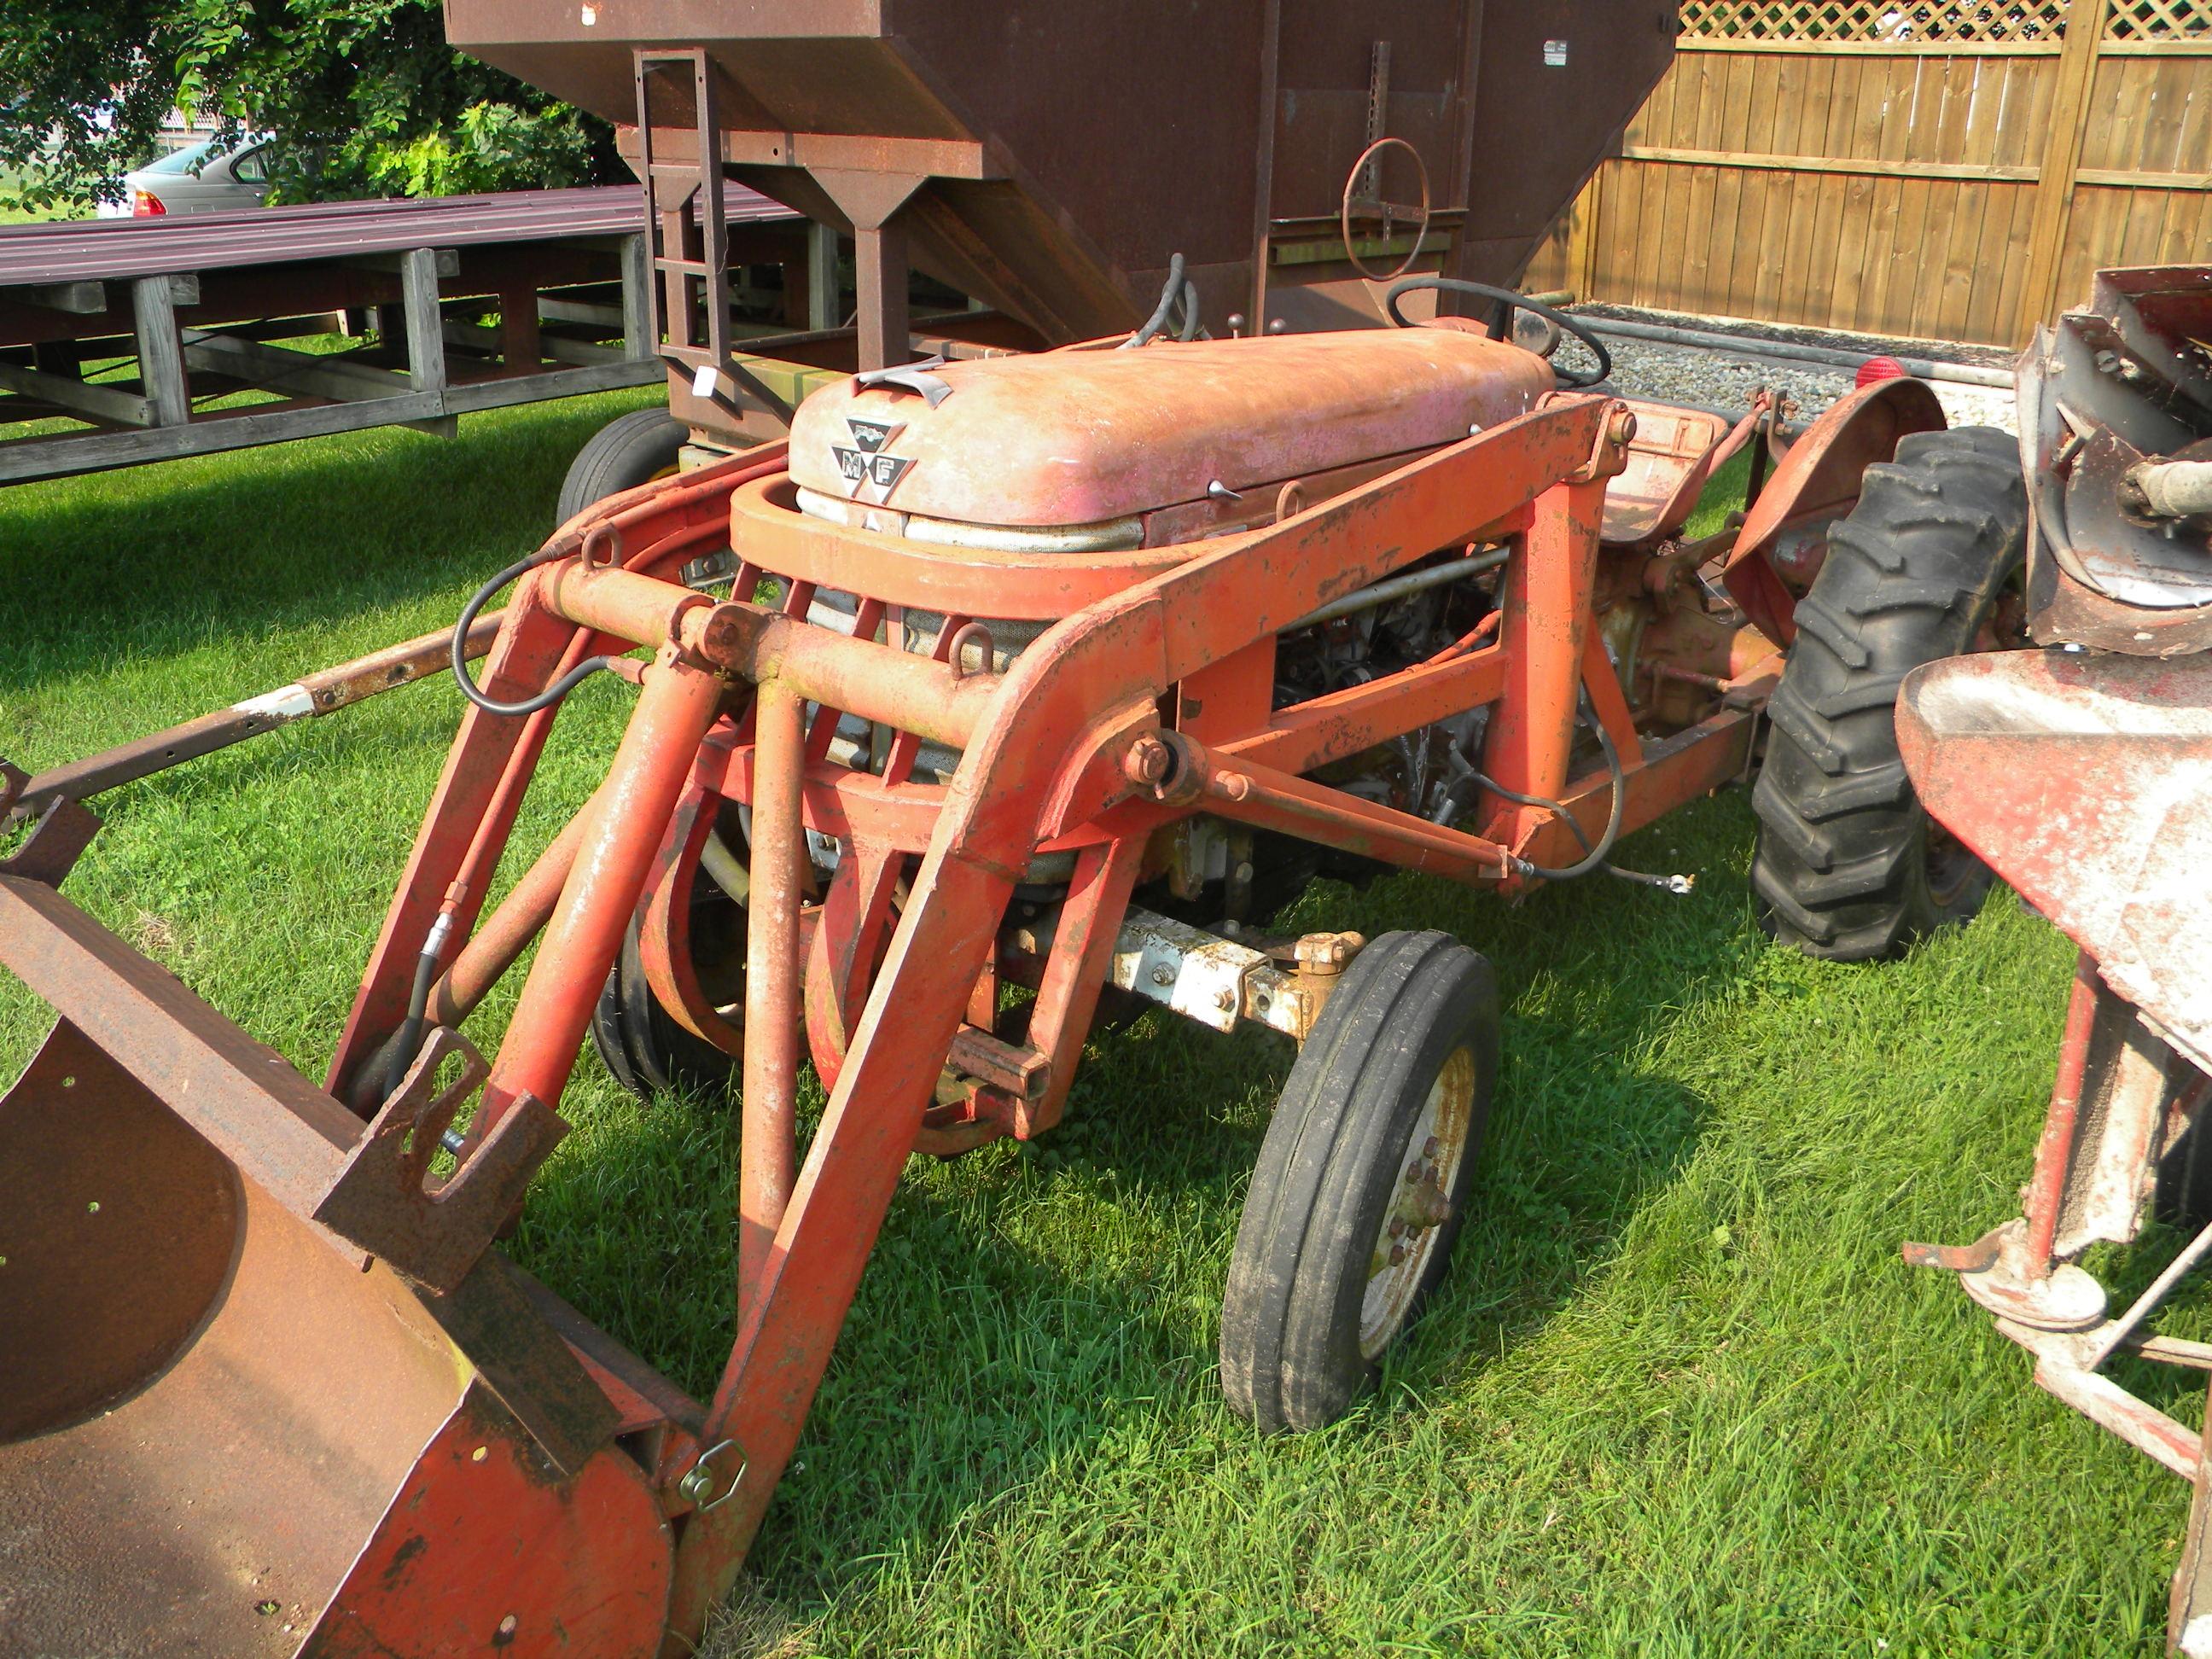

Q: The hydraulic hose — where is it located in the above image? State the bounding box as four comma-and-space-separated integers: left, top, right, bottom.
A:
1484, 697, 1626, 882
1430, 696, 1691, 893
1121, 253, 1202, 348
380, 909, 456, 1103
451, 550, 619, 716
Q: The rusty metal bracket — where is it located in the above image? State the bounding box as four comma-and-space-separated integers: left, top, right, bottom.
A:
1901, 1229, 2005, 1274
0, 760, 100, 888
312, 1025, 568, 1295
1560, 399, 1639, 485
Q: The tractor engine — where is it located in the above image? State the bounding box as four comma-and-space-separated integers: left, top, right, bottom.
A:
785, 328, 1557, 881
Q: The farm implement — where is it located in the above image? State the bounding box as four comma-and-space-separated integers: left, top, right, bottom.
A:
1901, 265, 2212, 1653
0, 3, 2036, 1654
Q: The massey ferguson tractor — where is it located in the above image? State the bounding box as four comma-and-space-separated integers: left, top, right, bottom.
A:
0, 4, 2033, 1654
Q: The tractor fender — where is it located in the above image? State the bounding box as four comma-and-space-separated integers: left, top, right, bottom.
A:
1722, 376, 1948, 646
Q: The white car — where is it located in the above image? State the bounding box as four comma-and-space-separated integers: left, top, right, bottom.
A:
97, 137, 274, 218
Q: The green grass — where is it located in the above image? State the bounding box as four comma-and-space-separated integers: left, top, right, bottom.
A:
0, 402, 2187, 1656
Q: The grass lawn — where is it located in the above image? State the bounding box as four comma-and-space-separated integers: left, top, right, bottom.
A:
0, 393, 2189, 1656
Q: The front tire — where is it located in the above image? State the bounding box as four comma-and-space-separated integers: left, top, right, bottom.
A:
1220, 931, 1499, 1433
1750, 426, 2027, 961
556, 407, 686, 525
562, 404, 742, 1103
589, 859, 746, 1102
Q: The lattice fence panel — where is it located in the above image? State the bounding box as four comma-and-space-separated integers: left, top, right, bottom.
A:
1679, 0, 2070, 39
2104, 0, 2212, 38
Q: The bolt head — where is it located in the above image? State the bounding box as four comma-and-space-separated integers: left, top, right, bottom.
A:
1388, 1243, 1406, 1266
1423, 1136, 1440, 1160
1123, 734, 1173, 785
1295, 933, 1351, 968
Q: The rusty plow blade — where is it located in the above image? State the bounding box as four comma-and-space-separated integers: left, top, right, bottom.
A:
0, 875, 673, 1657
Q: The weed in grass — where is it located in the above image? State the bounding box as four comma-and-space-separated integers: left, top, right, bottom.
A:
0, 401, 2183, 1657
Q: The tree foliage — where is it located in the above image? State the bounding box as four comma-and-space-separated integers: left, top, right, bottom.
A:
0, 0, 618, 211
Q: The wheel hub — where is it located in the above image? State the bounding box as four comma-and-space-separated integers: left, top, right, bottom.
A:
1359, 1044, 1476, 1359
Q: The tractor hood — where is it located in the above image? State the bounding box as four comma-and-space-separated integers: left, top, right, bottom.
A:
786, 329, 1555, 537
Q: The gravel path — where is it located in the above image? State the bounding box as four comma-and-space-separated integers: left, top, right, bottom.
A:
1561, 305, 2020, 434
1593, 334, 2017, 433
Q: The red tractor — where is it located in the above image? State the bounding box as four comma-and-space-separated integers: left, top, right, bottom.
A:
0, 5, 2033, 1654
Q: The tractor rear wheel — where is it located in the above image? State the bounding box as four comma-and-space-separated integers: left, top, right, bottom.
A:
1749, 426, 2028, 962
1220, 931, 1499, 1433
556, 407, 686, 525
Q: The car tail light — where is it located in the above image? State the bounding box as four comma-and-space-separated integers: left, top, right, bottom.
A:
131, 190, 166, 217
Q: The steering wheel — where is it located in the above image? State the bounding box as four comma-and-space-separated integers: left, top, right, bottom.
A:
1383, 276, 1613, 390
1340, 137, 1432, 284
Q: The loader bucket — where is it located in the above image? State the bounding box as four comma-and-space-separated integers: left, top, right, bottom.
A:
0, 878, 673, 1658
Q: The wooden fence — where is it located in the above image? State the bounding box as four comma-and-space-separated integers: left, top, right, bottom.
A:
1522, 0, 2212, 346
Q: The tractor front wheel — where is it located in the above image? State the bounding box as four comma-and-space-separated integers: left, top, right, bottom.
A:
1220, 930, 1499, 1433
556, 407, 687, 526
589, 853, 747, 1102
1749, 426, 2028, 961
560, 405, 744, 1103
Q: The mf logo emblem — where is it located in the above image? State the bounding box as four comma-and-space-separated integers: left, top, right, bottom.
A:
831, 415, 917, 504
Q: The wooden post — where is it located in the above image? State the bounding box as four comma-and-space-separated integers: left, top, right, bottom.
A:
400, 246, 459, 439
131, 276, 189, 428
498, 287, 542, 371
619, 232, 655, 362
806, 219, 840, 333
2017, 0, 2109, 342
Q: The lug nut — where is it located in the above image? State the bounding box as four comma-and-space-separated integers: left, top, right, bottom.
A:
1388, 1243, 1407, 1266
1423, 1137, 1440, 1159
1388, 1217, 1406, 1239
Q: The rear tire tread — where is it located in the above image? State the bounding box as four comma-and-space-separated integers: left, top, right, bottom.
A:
1749, 424, 2027, 962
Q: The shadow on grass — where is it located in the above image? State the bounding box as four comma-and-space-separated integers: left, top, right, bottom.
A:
508, 793, 1750, 1621
0, 390, 654, 697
